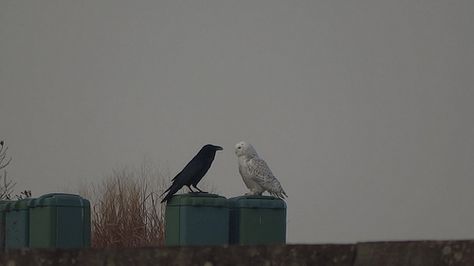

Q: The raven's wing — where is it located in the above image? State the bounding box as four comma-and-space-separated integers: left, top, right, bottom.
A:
173, 154, 208, 184
191, 156, 215, 186
248, 157, 287, 198
160, 154, 207, 202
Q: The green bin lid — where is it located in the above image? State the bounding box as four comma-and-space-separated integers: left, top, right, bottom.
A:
0, 200, 13, 205
229, 195, 286, 209
0, 200, 14, 211
29, 193, 90, 208
167, 193, 228, 207
5, 199, 32, 211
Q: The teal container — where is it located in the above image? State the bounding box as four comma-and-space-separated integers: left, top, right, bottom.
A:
0, 200, 13, 249
4, 199, 31, 249
28, 193, 91, 248
165, 193, 229, 246
229, 195, 287, 245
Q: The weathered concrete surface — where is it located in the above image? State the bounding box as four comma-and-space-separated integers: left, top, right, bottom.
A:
0, 244, 355, 266
355, 241, 474, 266
3, 241, 474, 266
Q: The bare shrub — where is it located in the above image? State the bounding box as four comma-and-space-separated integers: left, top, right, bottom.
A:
0, 140, 31, 200
0, 140, 14, 199
85, 162, 168, 248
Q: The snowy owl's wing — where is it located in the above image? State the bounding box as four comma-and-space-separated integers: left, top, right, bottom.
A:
248, 158, 273, 181
248, 158, 287, 198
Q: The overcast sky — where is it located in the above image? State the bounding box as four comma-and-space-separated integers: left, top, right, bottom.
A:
1, 0, 473, 243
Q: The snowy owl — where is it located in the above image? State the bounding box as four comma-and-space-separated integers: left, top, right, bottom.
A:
235, 141, 287, 199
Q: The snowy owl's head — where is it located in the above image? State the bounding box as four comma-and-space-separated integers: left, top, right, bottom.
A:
235, 141, 258, 157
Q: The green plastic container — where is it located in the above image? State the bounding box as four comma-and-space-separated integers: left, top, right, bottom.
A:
4, 199, 31, 249
229, 195, 287, 245
165, 193, 229, 246
28, 193, 91, 248
0, 200, 13, 249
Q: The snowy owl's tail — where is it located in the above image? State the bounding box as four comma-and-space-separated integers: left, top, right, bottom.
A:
270, 188, 287, 199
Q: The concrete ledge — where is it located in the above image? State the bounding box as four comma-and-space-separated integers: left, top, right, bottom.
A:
0, 245, 355, 266
2, 241, 474, 266
355, 241, 474, 266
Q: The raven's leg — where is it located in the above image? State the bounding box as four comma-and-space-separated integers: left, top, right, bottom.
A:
193, 185, 208, 193
187, 185, 196, 193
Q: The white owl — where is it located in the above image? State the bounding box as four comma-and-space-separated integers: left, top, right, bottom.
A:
235, 141, 287, 199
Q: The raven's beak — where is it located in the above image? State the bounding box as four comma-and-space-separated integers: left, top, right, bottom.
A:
216, 146, 223, 151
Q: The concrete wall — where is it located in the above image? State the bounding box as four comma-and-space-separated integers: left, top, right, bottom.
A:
0, 241, 473, 266
355, 241, 474, 266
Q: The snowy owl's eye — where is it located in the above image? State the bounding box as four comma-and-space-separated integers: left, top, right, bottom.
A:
237, 146, 242, 149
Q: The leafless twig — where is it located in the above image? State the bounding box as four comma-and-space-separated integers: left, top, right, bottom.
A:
0, 140, 12, 170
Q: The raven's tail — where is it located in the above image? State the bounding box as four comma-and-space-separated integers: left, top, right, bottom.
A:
160, 185, 172, 198
160, 184, 180, 203
160, 173, 182, 198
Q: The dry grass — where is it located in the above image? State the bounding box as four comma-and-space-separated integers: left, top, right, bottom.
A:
82, 162, 168, 248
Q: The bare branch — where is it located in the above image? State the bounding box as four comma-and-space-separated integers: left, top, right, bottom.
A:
0, 141, 21, 200
0, 141, 12, 170
0, 170, 15, 200
0, 157, 12, 170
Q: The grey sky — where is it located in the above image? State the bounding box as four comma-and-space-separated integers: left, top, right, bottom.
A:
1, 0, 473, 243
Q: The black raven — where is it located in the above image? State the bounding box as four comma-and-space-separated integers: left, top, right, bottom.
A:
161, 144, 223, 203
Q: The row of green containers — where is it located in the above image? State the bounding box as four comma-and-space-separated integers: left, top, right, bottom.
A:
165, 193, 286, 246
0, 193, 91, 249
